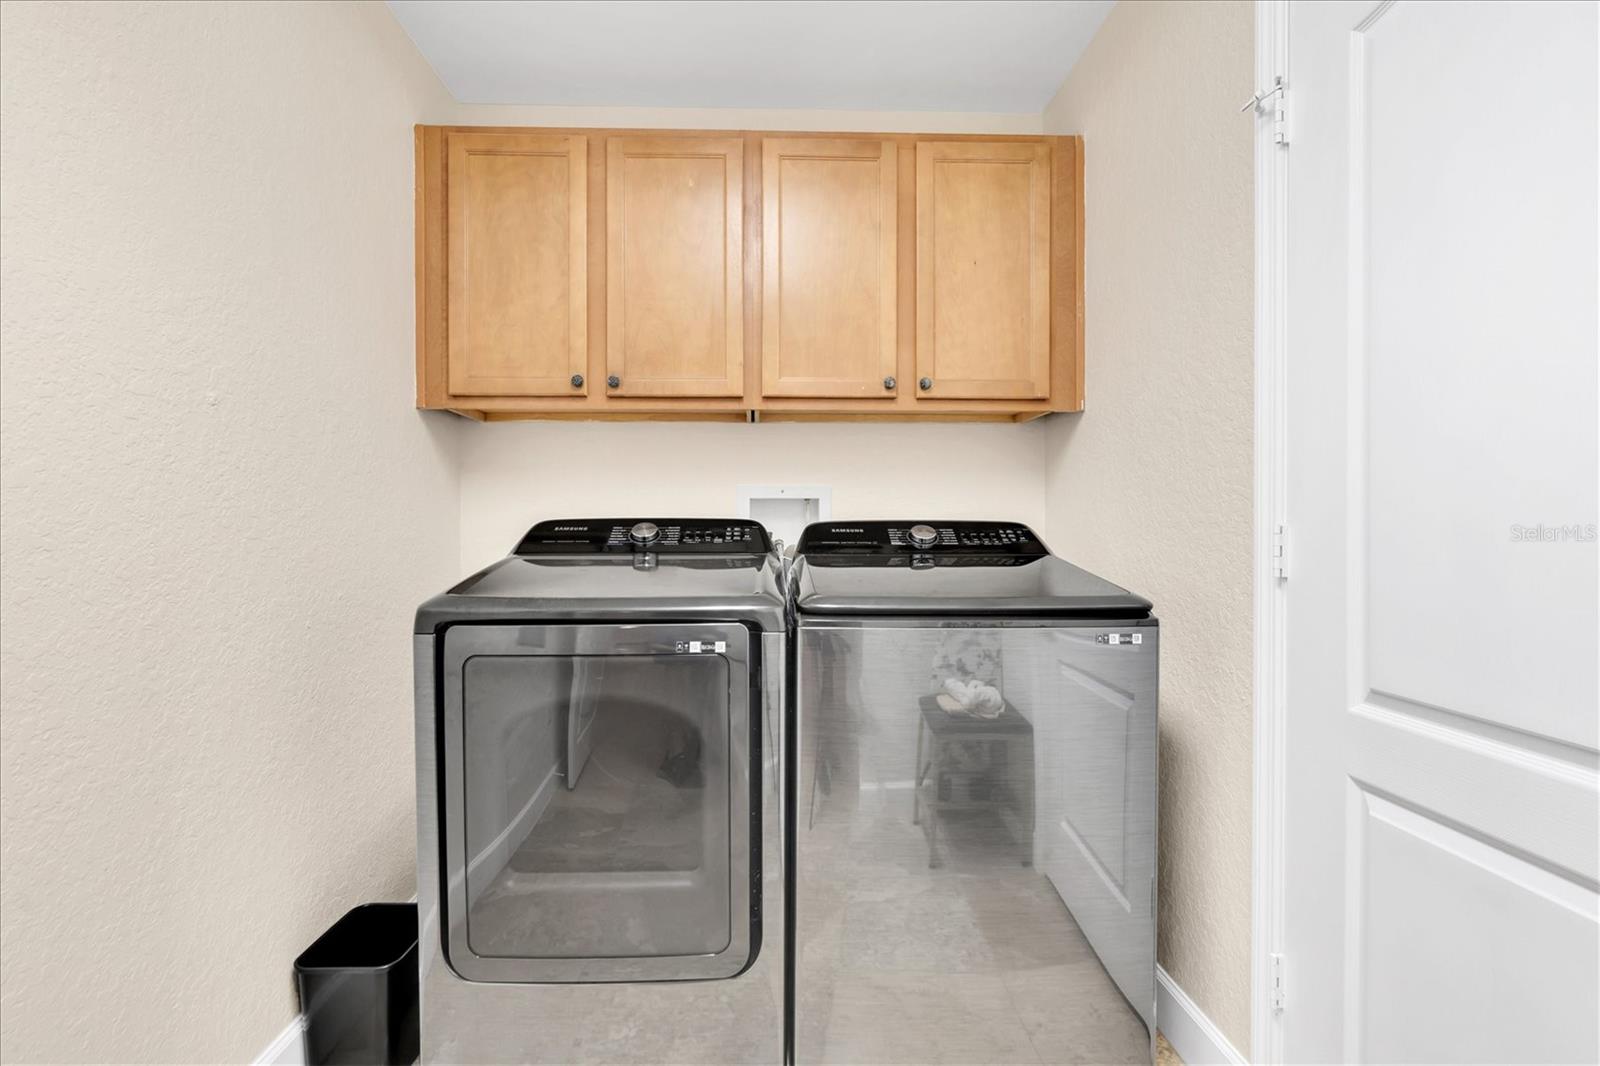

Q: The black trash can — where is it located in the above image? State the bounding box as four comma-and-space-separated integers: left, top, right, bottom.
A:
294, 902, 419, 1066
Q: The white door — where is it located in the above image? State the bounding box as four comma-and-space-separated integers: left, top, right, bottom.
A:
1282, 2, 1599, 1063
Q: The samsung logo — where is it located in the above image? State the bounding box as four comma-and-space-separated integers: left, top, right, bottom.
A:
553, 525, 588, 531
832, 527, 864, 533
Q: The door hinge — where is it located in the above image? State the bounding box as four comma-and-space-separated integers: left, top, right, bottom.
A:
1272, 523, 1289, 581
1270, 952, 1287, 1012
1242, 76, 1291, 146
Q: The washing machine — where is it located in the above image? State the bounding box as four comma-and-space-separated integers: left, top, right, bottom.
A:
789, 520, 1158, 1064
414, 518, 787, 1064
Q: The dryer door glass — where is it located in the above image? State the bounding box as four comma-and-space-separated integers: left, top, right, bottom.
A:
441, 624, 755, 983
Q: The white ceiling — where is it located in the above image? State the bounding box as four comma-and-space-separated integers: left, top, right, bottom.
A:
386, 0, 1115, 113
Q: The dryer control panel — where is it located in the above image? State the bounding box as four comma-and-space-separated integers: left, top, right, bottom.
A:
795, 521, 1048, 566
515, 518, 773, 555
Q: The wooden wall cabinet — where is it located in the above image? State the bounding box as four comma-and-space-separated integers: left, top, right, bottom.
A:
607, 137, 744, 398
444, 132, 587, 397
761, 138, 898, 399
417, 126, 1082, 422
915, 141, 1051, 401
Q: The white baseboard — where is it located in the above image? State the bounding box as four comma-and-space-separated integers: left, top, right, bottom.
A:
253, 1016, 305, 1066
1157, 965, 1248, 1065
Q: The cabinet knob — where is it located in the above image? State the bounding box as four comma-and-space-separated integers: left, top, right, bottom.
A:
883, 376, 897, 390
918, 377, 933, 391
570, 374, 584, 388
607, 375, 621, 389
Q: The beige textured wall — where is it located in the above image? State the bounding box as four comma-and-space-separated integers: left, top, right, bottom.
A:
0, 3, 461, 1061
445, 104, 1050, 570
459, 421, 1049, 571
1042, 0, 1255, 1052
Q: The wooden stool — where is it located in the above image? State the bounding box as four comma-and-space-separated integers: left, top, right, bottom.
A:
912, 694, 1034, 868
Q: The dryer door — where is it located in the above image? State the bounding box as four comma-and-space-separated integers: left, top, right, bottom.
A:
439, 623, 756, 982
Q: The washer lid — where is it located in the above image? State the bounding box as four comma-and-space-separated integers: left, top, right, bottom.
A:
791, 520, 1152, 618
416, 518, 785, 634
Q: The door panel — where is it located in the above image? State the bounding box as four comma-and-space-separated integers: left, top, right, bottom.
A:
440, 623, 754, 983
446, 132, 587, 396
1284, 2, 1598, 1061
915, 141, 1050, 400
761, 138, 897, 398
606, 137, 744, 397
1352, 788, 1597, 1065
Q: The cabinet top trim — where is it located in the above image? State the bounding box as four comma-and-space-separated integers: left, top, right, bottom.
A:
420, 124, 1066, 146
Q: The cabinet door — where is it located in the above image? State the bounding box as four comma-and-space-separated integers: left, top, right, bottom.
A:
761, 139, 897, 398
447, 133, 587, 396
606, 137, 744, 397
915, 141, 1050, 400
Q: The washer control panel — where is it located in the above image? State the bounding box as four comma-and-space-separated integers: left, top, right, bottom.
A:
515, 518, 772, 555
796, 521, 1047, 564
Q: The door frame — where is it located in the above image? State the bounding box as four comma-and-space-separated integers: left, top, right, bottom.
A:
1250, 1, 1291, 1062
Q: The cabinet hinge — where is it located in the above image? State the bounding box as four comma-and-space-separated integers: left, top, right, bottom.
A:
1242, 76, 1291, 146
1270, 952, 1287, 1012
1272, 523, 1289, 581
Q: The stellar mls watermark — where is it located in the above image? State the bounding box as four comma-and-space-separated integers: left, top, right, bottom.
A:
1509, 523, 1598, 543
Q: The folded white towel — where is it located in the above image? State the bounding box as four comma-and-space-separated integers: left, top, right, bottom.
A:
939, 678, 1005, 718
968, 684, 1004, 717
942, 677, 976, 705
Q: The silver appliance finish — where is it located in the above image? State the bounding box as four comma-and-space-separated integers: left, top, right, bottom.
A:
415, 520, 786, 1064
790, 522, 1158, 1065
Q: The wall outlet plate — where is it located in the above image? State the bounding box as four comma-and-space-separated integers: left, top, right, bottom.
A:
736, 484, 831, 551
